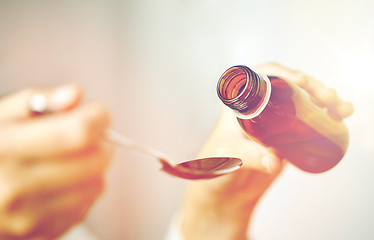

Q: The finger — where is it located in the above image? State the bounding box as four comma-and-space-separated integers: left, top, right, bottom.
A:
203, 107, 283, 174
198, 135, 282, 175
304, 78, 341, 108
0, 101, 110, 159
239, 140, 282, 174
309, 88, 354, 121
255, 63, 354, 120
3, 142, 112, 213
254, 62, 310, 88
35, 177, 104, 239
256, 63, 328, 107
0, 84, 82, 124
29, 83, 83, 114
336, 102, 354, 118
6, 177, 104, 239
40, 176, 104, 221
255, 63, 334, 104
26, 142, 113, 192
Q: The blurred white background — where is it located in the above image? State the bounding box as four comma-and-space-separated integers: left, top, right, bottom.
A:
0, 0, 373, 239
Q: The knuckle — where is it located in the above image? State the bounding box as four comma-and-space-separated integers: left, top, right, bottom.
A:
267, 62, 282, 68
88, 101, 111, 126
327, 108, 342, 121
61, 102, 110, 151
69, 117, 92, 149
55, 117, 91, 151
95, 177, 105, 196
338, 102, 354, 118
19, 87, 37, 97
20, 87, 46, 104
81, 102, 110, 130
8, 215, 36, 238
254, 62, 280, 72
0, 189, 35, 238
326, 88, 337, 97
320, 88, 338, 102
294, 72, 309, 86
0, 181, 21, 214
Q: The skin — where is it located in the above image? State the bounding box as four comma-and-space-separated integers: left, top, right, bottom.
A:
0, 84, 113, 240
181, 63, 354, 240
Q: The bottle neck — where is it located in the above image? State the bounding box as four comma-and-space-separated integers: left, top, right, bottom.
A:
217, 65, 271, 119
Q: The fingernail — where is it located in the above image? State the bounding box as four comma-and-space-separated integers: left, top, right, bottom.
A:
50, 85, 76, 111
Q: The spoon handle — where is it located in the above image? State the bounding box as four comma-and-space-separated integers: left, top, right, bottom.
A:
28, 94, 172, 165
106, 130, 170, 162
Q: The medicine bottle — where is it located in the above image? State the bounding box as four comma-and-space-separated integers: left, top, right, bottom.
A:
217, 65, 349, 173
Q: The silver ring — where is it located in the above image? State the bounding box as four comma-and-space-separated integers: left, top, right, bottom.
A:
29, 94, 48, 113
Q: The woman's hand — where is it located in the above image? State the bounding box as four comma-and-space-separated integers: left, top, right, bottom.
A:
0, 85, 114, 240
181, 63, 353, 240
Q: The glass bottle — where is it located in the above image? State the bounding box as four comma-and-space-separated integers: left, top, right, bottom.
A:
217, 65, 349, 173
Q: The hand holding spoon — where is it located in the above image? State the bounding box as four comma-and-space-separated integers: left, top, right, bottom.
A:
30, 94, 242, 180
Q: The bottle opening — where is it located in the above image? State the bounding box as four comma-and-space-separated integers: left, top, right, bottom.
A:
217, 66, 251, 101
217, 65, 270, 118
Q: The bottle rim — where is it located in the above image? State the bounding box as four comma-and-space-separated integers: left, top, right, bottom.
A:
217, 65, 272, 119
238, 72, 271, 119
217, 65, 253, 104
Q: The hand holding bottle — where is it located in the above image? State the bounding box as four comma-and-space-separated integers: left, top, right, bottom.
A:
255, 63, 353, 121
0, 85, 113, 240
181, 63, 353, 240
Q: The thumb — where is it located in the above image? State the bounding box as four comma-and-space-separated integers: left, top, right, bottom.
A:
0, 84, 82, 123
238, 140, 283, 174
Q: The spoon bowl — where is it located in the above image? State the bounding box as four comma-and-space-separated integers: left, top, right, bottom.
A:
159, 157, 242, 180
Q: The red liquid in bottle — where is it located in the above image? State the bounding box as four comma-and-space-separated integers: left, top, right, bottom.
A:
218, 66, 349, 173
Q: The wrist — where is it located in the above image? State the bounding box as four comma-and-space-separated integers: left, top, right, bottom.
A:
180, 182, 258, 240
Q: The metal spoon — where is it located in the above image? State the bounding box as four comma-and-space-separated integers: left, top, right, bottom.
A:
107, 130, 242, 180
29, 94, 242, 180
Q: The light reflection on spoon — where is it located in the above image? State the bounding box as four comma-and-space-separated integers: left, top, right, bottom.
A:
107, 130, 242, 180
